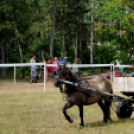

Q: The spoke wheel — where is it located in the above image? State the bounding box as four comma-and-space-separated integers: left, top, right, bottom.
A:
116, 101, 132, 119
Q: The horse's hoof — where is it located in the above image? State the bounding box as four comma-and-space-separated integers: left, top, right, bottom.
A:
109, 118, 113, 122
79, 125, 84, 129
102, 120, 108, 123
103, 117, 108, 122
69, 118, 73, 123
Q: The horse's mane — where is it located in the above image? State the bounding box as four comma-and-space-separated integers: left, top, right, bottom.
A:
69, 68, 78, 82
64, 67, 79, 94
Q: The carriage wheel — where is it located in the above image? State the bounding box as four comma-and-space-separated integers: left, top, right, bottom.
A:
116, 101, 132, 119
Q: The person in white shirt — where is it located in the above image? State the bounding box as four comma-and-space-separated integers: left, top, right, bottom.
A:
72, 59, 79, 77
30, 55, 38, 83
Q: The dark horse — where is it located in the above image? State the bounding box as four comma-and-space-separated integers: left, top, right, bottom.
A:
54, 64, 113, 127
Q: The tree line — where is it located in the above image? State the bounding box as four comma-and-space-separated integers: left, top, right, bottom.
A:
0, 0, 134, 77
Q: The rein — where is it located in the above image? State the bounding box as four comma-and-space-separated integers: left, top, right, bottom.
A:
58, 79, 79, 86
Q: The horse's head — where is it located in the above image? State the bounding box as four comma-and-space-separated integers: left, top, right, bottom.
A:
54, 64, 66, 88
57, 64, 77, 81
54, 64, 78, 94
54, 64, 77, 88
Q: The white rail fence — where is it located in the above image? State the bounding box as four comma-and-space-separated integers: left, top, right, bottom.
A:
0, 63, 113, 92
0, 63, 133, 92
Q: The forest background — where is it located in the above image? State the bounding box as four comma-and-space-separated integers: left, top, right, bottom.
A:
0, 0, 134, 77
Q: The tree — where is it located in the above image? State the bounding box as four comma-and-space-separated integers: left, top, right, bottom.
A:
50, 0, 56, 60
96, 0, 134, 63
90, 0, 95, 64
55, 0, 89, 61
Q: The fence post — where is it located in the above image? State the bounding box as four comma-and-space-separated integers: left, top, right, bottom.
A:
112, 63, 115, 81
44, 62, 46, 92
14, 66, 16, 84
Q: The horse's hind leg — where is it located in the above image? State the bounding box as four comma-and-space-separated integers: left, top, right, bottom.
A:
105, 98, 112, 121
98, 98, 112, 122
63, 103, 74, 123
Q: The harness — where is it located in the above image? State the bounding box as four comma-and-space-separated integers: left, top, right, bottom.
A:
57, 78, 127, 103
56, 65, 126, 102
56, 67, 96, 96
57, 78, 93, 96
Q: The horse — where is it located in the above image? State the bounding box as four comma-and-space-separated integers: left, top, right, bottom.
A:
54, 64, 113, 127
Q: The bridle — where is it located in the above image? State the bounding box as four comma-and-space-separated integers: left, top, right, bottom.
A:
55, 65, 75, 92
57, 65, 72, 80
63, 68, 71, 80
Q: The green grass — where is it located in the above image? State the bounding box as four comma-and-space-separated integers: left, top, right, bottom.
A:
0, 81, 134, 134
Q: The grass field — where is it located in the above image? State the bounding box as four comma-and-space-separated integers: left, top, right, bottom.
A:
0, 78, 134, 134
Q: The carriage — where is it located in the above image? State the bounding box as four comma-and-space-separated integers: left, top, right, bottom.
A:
54, 64, 134, 127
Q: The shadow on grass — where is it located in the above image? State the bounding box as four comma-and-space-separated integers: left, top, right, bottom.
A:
85, 118, 134, 128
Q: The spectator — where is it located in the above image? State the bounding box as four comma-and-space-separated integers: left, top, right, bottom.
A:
46, 58, 53, 82
72, 59, 79, 77
58, 57, 64, 64
53, 57, 58, 77
39, 58, 49, 82
40, 58, 45, 75
64, 57, 68, 64
130, 72, 134, 77
30, 55, 38, 83
115, 57, 121, 65
76, 58, 82, 77
115, 57, 124, 77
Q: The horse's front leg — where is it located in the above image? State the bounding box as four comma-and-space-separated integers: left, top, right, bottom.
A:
78, 105, 84, 127
62, 103, 74, 123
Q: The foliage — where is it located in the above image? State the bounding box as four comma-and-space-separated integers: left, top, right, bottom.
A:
0, 0, 134, 73
96, 0, 134, 64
